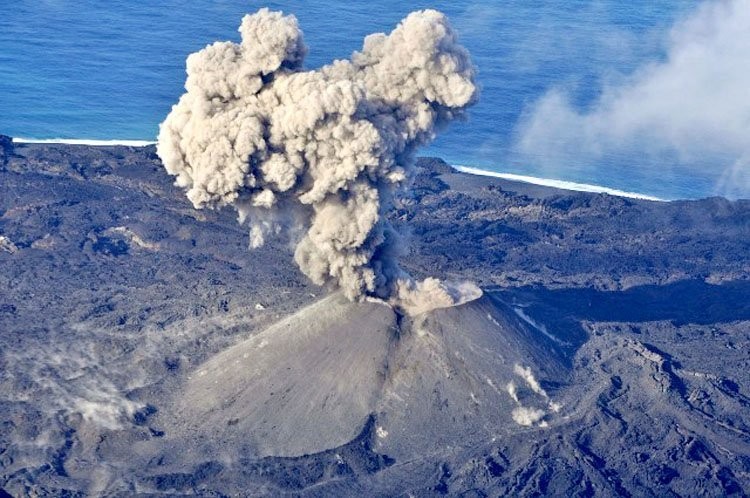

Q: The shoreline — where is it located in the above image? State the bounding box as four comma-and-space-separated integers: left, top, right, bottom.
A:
9, 137, 664, 201
454, 165, 665, 202
12, 137, 157, 147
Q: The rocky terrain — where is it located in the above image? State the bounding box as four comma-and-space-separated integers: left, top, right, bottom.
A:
0, 136, 749, 496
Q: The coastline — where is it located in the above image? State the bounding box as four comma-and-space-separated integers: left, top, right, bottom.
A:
8, 137, 664, 201
12, 137, 157, 147
454, 165, 665, 202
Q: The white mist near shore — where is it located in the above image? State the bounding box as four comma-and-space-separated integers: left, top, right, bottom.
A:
515, 0, 750, 199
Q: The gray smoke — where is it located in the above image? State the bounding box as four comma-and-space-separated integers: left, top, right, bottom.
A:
158, 8, 478, 309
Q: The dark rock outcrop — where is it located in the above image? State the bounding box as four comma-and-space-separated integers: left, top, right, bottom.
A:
0, 135, 13, 169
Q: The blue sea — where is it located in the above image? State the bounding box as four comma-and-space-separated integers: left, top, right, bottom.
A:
5, 0, 747, 200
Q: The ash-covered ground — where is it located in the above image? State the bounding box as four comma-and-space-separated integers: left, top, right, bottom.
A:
1, 136, 749, 496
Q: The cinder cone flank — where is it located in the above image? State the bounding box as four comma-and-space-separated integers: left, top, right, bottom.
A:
165, 291, 570, 460
171, 293, 397, 457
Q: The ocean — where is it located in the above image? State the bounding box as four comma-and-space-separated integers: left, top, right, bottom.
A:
3, 0, 748, 200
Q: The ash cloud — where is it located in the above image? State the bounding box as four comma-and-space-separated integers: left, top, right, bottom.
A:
514, 0, 750, 199
158, 8, 478, 308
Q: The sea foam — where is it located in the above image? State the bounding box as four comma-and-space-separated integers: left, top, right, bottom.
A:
12, 137, 156, 147
454, 165, 665, 201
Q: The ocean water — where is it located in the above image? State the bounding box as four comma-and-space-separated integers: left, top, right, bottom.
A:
5, 0, 747, 200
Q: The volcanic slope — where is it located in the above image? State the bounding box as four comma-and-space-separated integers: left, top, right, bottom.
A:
153, 290, 572, 465
167, 293, 399, 458
1, 139, 749, 496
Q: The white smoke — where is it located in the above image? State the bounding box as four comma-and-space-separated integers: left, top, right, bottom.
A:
394, 278, 482, 316
158, 8, 477, 306
515, 0, 750, 199
511, 406, 546, 427
513, 364, 547, 399
507, 364, 562, 428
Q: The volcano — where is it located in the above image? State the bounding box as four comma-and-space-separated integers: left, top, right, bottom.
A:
1, 140, 749, 496
158, 288, 572, 464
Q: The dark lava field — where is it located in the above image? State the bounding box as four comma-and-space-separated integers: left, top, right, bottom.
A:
1, 135, 749, 496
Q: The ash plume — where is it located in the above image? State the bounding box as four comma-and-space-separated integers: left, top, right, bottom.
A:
158, 8, 478, 308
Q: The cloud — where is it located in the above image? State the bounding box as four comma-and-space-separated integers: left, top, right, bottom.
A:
158, 9, 478, 306
514, 0, 750, 199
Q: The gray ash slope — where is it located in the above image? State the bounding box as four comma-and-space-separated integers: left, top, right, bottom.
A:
0, 137, 749, 496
